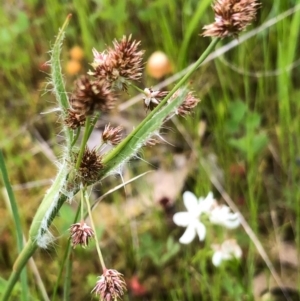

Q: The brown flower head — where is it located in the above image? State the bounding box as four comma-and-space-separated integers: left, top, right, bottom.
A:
202, 0, 261, 38
70, 220, 94, 248
102, 124, 123, 146
90, 35, 144, 91
64, 108, 86, 129
76, 148, 103, 184
143, 87, 169, 111
92, 269, 127, 301
169, 90, 200, 117
70, 75, 115, 116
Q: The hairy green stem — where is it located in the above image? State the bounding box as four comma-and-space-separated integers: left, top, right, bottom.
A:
51, 14, 73, 148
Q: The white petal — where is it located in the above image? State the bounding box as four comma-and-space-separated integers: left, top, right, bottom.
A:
179, 224, 196, 244
212, 251, 223, 266
233, 245, 243, 258
195, 221, 206, 241
173, 212, 191, 227
198, 192, 216, 214
223, 215, 240, 229
183, 191, 198, 213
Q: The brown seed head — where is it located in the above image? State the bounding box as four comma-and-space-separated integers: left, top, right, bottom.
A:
169, 90, 200, 116
143, 87, 169, 111
102, 124, 123, 146
76, 148, 103, 184
202, 0, 261, 38
70, 220, 94, 248
90, 35, 144, 91
65, 109, 86, 129
70, 75, 115, 116
92, 269, 127, 301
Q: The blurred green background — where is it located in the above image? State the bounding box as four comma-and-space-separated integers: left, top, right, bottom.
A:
1, 0, 300, 300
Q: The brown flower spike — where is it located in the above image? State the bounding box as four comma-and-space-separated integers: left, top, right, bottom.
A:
70, 221, 94, 248
102, 124, 123, 146
76, 148, 103, 184
202, 0, 261, 38
70, 75, 115, 116
92, 269, 127, 301
90, 35, 144, 91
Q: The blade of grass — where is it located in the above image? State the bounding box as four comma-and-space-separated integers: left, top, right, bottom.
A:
0, 150, 28, 301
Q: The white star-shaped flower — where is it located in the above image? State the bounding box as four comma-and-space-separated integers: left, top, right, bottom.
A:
209, 204, 240, 229
211, 239, 242, 267
173, 191, 216, 244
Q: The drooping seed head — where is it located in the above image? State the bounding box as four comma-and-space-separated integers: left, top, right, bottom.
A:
92, 268, 127, 301
70, 220, 94, 248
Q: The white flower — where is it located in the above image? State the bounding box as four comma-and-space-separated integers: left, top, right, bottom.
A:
173, 191, 216, 244
209, 204, 240, 229
211, 239, 242, 267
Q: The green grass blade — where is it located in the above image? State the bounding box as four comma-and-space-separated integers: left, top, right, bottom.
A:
0, 150, 28, 301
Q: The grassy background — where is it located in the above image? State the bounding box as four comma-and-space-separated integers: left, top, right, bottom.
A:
1, 0, 300, 300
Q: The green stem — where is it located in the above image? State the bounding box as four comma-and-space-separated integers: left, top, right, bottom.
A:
75, 117, 91, 170
52, 205, 81, 301
87, 112, 101, 140
71, 127, 81, 147
0, 150, 28, 301
83, 189, 106, 271
103, 38, 219, 164
63, 250, 72, 301
1, 239, 37, 301
51, 14, 73, 148
129, 83, 146, 94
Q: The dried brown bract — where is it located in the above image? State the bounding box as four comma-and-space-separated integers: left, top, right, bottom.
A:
202, 0, 261, 38
70, 221, 94, 248
90, 35, 144, 91
102, 124, 123, 146
143, 88, 169, 111
64, 109, 86, 129
70, 75, 115, 116
92, 269, 127, 301
76, 148, 103, 183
